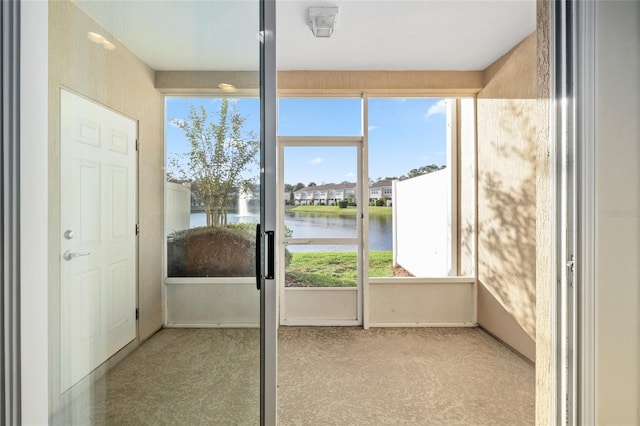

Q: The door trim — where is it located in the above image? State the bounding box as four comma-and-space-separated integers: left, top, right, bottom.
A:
277, 137, 364, 326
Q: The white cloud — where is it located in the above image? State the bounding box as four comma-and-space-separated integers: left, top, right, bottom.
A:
170, 118, 186, 128
426, 99, 447, 118
368, 125, 379, 131
310, 157, 323, 164
345, 172, 355, 178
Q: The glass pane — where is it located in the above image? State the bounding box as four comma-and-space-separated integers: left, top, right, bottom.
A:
284, 146, 358, 239
278, 98, 362, 136
285, 245, 358, 287
166, 97, 260, 278
367, 98, 452, 277
50, 1, 261, 424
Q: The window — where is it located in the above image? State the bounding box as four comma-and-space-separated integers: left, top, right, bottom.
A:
367, 97, 475, 277
165, 97, 260, 277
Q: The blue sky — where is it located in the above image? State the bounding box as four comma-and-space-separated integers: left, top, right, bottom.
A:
166, 97, 447, 185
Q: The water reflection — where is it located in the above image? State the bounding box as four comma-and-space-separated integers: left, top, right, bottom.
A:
284, 211, 392, 252
189, 210, 393, 253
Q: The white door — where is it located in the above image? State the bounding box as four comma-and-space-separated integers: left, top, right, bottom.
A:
60, 89, 137, 393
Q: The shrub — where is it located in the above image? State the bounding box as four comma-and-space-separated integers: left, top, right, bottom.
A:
167, 226, 255, 277
375, 199, 385, 206
338, 200, 348, 208
167, 223, 292, 277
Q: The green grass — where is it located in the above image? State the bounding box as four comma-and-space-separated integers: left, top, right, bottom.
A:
289, 205, 392, 217
286, 250, 393, 287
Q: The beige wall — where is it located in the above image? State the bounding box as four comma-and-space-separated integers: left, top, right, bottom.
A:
594, 1, 640, 423
278, 70, 483, 95
48, 0, 164, 360
476, 33, 537, 361
535, 0, 552, 423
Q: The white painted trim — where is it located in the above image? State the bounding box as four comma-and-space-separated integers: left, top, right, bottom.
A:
284, 237, 358, 246
20, 2, 50, 423
447, 98, 459, 276
278, 136, 363, 146
370, 322, 476, 328
162, 97, 169, 326
285, 287, 357, 292
357, 119, 365, 327
281, 320, 360, 327
472, 95, 479, 325
362, 93, 370, 329
165, 323, 260, 329
369, 277, 475, 285
278, 129, 364, 327
277, 143, 286, 327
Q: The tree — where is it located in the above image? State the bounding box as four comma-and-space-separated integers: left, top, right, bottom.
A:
170, 99, 258, 227
406, 164, 445, 179
293, 182, 305, 191
308, 182, 317, 187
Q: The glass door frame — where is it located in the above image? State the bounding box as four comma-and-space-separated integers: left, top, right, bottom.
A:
277, 136, 365, 326
259, 0, 277, 423
14, 0, 278, 424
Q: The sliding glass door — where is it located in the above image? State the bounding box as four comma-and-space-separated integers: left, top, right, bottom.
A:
41, 0, 276, 424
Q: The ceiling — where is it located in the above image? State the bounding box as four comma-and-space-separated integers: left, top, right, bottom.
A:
75, 0, 536, 72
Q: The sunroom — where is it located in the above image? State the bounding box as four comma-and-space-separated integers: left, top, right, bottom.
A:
40, 0, 540, 423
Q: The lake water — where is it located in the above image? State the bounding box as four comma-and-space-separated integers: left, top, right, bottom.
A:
190, 209, 392, 253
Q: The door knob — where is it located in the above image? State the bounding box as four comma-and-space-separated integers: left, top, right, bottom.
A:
63, 250, 90, 261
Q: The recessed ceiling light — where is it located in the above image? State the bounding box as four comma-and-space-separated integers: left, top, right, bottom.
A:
218, 83, 237, 93
88, 31, 116, 51
87, 32, 106, 44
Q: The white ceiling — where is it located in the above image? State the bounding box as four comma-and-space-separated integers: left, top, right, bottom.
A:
75, 0, 536, 72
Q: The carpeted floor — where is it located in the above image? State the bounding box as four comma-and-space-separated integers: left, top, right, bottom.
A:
53, 327, 534, 425
278, 327, 534, 425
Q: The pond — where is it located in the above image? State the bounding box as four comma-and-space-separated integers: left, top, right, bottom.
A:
283, 211, 391, 252
190, 209, 392, 253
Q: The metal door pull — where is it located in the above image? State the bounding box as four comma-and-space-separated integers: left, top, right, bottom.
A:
63, 250, 91, 261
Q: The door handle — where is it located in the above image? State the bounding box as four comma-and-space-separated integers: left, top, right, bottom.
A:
63, 250, 90, 261
255, 225, 275, 290
265, 230, 275, 280
255, 224, 261, 290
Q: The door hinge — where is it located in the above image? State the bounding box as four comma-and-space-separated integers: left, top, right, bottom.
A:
136, 139, 139, 151
136, 223, 140, 235
135, 308, 139, 320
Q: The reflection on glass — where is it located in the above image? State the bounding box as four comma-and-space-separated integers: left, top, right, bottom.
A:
285, 245, 358, 287
165, 97, 260, 278
50, 0, 261, 423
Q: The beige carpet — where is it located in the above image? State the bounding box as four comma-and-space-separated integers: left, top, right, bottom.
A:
278, 327, 534, 425
52, 329, 260, 426
53, 327, 534, 425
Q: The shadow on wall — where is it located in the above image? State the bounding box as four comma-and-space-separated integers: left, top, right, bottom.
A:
479, 101, 536, 338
